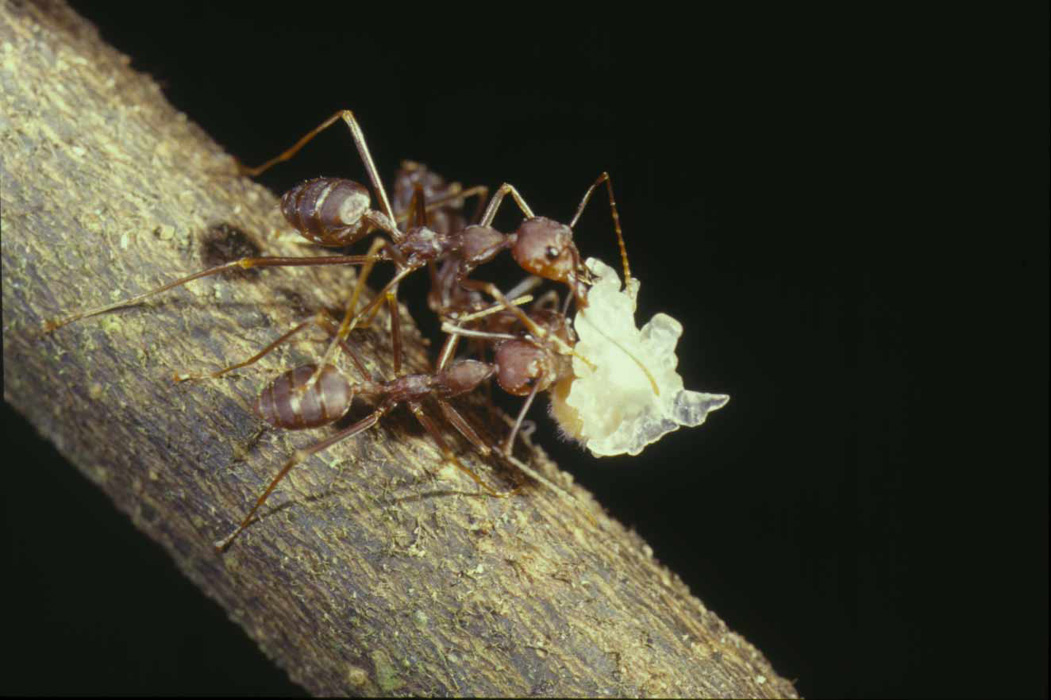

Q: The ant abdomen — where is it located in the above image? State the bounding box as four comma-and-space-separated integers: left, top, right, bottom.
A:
254, 364, 354, 430
280, 178, 372, 247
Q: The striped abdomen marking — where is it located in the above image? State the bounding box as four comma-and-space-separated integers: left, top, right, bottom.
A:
255, 364, 353, 430
280, 178, 372, 247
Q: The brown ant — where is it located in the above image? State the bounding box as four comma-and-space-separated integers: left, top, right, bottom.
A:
209, 326, 518, 551
44, 111, 628, 385
203, 301, 583, 551
40, 111, 633, 545
233, 110, 634, 393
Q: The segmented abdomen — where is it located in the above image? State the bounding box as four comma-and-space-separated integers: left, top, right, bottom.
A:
280, 178, 371, 247
254, 364, 353, 430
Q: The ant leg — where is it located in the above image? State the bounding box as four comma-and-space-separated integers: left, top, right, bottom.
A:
407, 402, 515, 498
532, 289, 562, 313
479, 183, 536, 227
502, 380, 542, 456
568, 172, 631, 286
506, 275, 544, 300
173, 310, 372, 383
408, 184, 427, 229
382, 184, 433, 376
437, 387, 589, 511
463, 185, 490, 225
174, 316, 320, 382
387, 290, 403, 376
436, 331, 462, 371
457, 279, 590, 367
309, 235, 403, 385
240, 109, 396, 225
306, 264, 417, 393
436, 400, 492, 458
442, 294, 536, 328
344, 238, 388, 330
438, 325, 518, 344
433, 287, 535, 372
238, 111, 345, 176
43, 253, 386, 333
393, 185, 490, 228
314, 312, 374, 382
215, 408, 384, 551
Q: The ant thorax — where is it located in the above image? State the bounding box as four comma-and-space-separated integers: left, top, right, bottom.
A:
549, 258, 730, 457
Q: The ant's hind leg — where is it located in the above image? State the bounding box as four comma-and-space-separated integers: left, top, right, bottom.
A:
436, 400, 493, 458
239, 110, 396, 225
173, 310, 372, 383
215, 409, 384, 551
237, 111, 345, 177
43, 253, 386, 334
174, 316, 321, 383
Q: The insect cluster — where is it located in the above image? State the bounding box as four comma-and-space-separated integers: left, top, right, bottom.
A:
45, 110, 729, 550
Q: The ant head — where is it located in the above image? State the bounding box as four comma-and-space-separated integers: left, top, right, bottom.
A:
440, 360, 496, 397
495, 340, 556, 396
511, 217, 580, 284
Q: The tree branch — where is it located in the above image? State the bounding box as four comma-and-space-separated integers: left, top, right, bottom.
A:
0, 2, 797, 696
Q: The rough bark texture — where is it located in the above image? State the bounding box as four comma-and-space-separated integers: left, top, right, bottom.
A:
0, 2, 798, 697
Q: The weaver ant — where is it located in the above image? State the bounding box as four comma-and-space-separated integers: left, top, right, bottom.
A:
44, 111, 622, 384
41, 110, 650, 547
202, 309, 521, 551
193, 275, 583, 550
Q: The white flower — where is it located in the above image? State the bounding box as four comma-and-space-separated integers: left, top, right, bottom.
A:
549, 258, 729, 456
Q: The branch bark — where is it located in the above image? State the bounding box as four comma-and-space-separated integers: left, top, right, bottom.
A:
0, 2, 798, 696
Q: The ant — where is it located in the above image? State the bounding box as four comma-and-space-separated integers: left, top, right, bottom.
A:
206, 316, 518, 551
42, 110, 622, 386
197, 289, 586, 550
232, 111, 635, 396
41, 110, 639, 544
181, 249, 588, 550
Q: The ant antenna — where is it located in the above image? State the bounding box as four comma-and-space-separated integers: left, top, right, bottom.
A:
569, 172, 631, 287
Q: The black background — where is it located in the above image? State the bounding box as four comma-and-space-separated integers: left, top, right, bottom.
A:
2, 4, 1047, 698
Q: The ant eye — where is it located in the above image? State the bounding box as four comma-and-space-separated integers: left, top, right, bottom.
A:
545, 246, 560, 261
